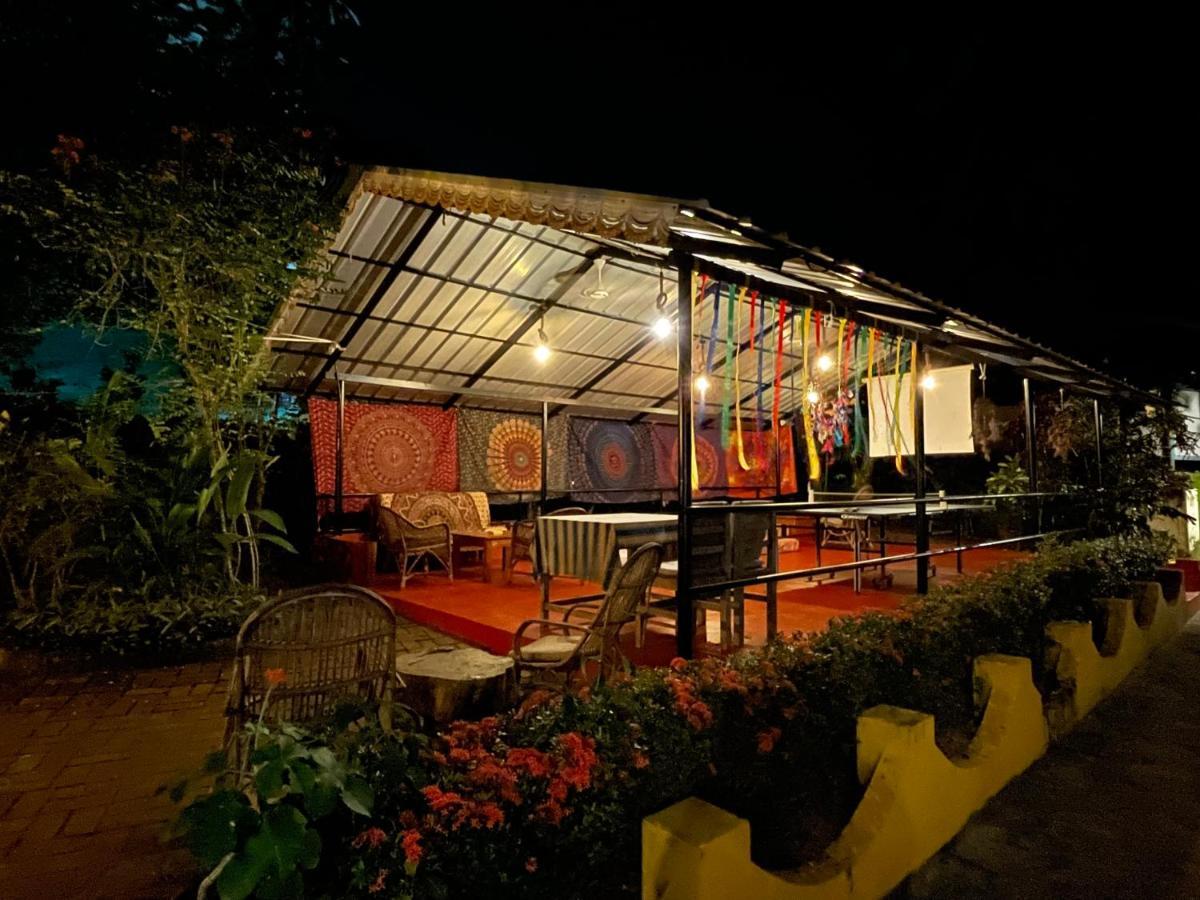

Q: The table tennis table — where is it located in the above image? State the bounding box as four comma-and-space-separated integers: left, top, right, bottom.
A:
793, 500, 991, 593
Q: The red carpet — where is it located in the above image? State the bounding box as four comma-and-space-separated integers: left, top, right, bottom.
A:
375, 542, 1030, 668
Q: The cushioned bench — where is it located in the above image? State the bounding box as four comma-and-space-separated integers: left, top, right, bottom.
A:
376, 491, 492, 533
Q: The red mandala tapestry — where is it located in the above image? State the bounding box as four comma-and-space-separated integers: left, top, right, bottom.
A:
308, 398, 458, 511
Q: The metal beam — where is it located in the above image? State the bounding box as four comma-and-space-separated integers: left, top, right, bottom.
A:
442, 250, 604, 408
334, 371, 676, 418
303, 209, 439, 397
675, 254, 695, 659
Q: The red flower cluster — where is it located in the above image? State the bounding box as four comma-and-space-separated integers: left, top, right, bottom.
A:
367, 868, 388, 894
756, 727, 783, 754
665, 673, 713, 731
401, 829, 423, 864
50, 134, 84, 173
352, 827, 388, 850
421, 785, 506, 831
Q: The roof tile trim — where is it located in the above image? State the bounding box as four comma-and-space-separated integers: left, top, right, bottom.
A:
354, 167, 682, 245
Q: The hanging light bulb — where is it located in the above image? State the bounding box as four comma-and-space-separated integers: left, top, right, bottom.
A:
816, 353, 833, 372
533, 321, 551, 364
695, 374, 710, 394
921, 373, 936, 391
807, 386, 821, 405
651, 269, 673, 339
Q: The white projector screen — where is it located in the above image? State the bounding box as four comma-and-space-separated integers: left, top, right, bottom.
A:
867, 364, 974, 457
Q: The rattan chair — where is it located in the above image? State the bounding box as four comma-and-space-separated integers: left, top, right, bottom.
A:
376, 504, 453, 589
512, 542, 662, 688
223, 584, 396, 771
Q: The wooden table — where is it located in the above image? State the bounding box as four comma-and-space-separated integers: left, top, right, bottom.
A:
315, 531, 377, 585
453, 528, 512, 586
395, 647, 515, 723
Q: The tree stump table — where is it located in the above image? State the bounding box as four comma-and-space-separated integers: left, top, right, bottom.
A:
395, 646, 515, 724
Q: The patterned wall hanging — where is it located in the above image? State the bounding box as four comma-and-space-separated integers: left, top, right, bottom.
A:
308, 397, 458, 511
458, 409, 543, 502
566, 417, 657, 502
652, 422, 726, 495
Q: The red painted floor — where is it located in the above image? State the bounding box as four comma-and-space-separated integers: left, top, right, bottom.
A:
374, 540, 1029, 667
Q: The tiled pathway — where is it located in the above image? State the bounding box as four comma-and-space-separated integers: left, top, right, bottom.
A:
0, 618, 461, 899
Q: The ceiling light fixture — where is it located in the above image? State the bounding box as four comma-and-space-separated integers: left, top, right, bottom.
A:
816, 353, 833, 372
807, 387, 821, 405
652, 269, 673, 339
695, 374, 710, 394
921, 373, 936, 391
582, 258, 610, 300
534, 319, 551, 364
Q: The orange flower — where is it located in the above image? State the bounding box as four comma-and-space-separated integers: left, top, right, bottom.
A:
756, 727, 782, 754
368, 868, 389, 894
351, 827, 388, 850
631, 750, 650, 770
669, 657, 689, 673
401, 829, 423, 864
525, 857, 539, 873
265, 668, 287, 687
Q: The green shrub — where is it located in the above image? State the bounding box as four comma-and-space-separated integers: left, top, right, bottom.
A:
176, 533, 1171, 899
1, 585, 262, 657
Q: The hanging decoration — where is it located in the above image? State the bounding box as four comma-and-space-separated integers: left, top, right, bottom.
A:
721, 284, 735, 449
755, 290, 766, 431
852, 325, 867, 459
772, 298, 786, 438
891, 337, 907, 474
701, 278, 720, 421
732, 287, 751, 470
800, 307, 821, 482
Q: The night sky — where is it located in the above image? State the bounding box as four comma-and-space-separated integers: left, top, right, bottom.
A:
6, 11, 1195, 392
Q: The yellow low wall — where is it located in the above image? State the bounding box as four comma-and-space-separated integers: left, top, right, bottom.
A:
642, 581, 1196, 900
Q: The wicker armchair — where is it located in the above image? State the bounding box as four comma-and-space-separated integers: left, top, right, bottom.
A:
223, 584, 396, 771
376, 504, 453, 588
512, 542, 662, 688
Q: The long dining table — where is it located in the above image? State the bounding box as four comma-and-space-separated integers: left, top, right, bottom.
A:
534, 512, 678, 616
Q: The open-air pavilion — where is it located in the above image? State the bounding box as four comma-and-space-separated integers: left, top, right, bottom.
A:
264, 167, 1160, 663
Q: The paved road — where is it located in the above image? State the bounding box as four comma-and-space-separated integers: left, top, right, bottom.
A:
902, 616, 1200, 899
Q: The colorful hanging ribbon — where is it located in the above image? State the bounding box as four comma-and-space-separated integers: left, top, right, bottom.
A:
754, 291, 766, 433
892, 337, 906, 475
721, 284, 735, 449
801, 308, 821, 483
772, 299, 785, 438
690, 273, 706, 491
701, 280, 721, 421
732, 287, 751, 470
852, 326, 867, 458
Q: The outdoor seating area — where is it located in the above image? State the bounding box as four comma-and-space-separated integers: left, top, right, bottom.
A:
262, 168, 1154, 670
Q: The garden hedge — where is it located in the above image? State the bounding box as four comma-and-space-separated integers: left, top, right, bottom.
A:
180, 532, 1173, 899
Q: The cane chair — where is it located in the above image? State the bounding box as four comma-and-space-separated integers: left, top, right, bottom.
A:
376, 504, 453, 589
512, 542, 662, 688
223, 584, 396, 771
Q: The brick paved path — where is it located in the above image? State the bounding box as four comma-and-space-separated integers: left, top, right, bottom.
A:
0, 618, 462, 899
903, 617, 1200, 900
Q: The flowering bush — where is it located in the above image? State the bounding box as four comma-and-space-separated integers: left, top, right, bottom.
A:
179, 533, 1172, 897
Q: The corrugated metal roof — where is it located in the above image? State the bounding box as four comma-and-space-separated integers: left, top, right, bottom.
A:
267, 167, 1159, 413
